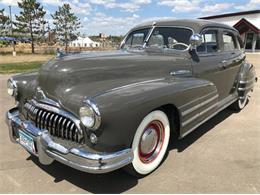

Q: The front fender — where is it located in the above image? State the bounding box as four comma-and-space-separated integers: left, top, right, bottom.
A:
92, 77, 217, 152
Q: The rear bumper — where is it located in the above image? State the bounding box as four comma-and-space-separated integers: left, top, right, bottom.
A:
6, 107, 133, 174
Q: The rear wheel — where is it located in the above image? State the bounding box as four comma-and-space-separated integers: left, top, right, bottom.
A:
124, 110, 170, 177
230, 93, 249, 111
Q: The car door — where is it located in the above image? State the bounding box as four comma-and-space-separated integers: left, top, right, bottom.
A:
193, 28, 229, 101
220, 29, 244, 97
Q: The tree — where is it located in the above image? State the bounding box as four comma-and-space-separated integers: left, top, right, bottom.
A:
15, 0, 46, 53
52, 4, 80, 52
0, 9, 10, 37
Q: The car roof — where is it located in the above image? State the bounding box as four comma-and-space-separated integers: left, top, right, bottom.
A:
132, 19, 237, 33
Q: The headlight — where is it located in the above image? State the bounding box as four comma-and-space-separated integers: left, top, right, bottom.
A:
7, 78, 17, 97
79, 99, 101, 130
80, 106, 95, 128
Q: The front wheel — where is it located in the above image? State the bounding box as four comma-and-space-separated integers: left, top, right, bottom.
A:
124, 110, 170, 177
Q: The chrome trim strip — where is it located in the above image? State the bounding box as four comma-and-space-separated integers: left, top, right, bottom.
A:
238, 83, 255, 91
181, 96, 237, 138
143, 25, 156, 48
182, 94, 218, 117
182, 102, 218, 127
239, 78, 255, 84
6, 108, 134, 174
180, 90, 217, 109
170, 70, 192, 77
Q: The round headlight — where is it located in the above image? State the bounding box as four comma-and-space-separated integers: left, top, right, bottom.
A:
7, 78, 17, 97
79, 106, 95, 128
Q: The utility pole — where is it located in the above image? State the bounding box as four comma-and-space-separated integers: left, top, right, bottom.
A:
9, 5, 16, 56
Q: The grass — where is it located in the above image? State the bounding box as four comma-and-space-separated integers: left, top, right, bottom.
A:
0, 61, 44, 74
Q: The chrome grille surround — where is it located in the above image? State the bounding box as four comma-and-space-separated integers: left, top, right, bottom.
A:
24, 99, 84, 143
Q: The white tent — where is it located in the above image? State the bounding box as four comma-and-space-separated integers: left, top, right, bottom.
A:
69, 36, 100, 48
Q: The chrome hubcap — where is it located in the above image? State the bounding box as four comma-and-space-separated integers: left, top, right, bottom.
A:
140, 127, 158, 155
139, 120, 165, 163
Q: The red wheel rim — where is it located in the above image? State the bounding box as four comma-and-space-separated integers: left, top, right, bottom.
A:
138, 120, 165, 164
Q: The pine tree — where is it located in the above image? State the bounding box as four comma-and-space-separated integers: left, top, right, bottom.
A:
0, 9, 10, 37
52, 4, 80, 53
15, 0, 46, 53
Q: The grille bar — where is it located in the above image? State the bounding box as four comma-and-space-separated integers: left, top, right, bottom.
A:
24, 102, 84, 144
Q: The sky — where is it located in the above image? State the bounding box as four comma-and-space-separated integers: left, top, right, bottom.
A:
0, 0, 260, 36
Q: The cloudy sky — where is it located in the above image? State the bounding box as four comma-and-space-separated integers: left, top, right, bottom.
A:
0, 0, 259, 35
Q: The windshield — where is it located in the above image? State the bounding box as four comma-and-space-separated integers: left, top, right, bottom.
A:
147, 27, 193, 50
122, 28, 150, 49
122, 26, 193, 51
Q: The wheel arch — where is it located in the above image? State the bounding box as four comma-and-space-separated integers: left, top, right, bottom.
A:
154, 104, 180, 138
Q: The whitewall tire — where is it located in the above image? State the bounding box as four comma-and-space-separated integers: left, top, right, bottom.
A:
125, 110, 170, 177
230, 93, 249, 111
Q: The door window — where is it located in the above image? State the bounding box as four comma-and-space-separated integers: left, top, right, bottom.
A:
222, 31, 237, 51
197, 30, 219, 53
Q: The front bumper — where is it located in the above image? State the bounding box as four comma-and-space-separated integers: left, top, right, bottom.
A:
6, 107, 133, 174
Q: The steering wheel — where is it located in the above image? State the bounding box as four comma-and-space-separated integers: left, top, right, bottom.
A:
169, 42, 189, 50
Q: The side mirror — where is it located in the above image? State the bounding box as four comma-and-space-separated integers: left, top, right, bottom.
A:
190, 34, 203, 47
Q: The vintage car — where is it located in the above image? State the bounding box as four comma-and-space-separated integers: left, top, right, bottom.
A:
6, 19, 257, 177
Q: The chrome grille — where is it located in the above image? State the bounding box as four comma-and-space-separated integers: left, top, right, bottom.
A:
24, 102, 84, 143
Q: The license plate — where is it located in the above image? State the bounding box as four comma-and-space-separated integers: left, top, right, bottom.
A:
18, 130, 36, 155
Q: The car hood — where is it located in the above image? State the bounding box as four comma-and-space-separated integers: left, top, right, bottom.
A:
38, 50, 190, 114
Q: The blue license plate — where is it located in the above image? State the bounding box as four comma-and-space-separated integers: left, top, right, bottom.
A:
18, 130, 36, 155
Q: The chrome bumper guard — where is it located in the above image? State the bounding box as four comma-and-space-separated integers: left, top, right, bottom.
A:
6, 107, 133, 174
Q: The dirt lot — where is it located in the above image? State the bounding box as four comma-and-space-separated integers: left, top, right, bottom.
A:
0, 54, 259, 193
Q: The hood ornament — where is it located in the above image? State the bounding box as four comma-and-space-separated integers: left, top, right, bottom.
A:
35, 87, 60, 108
36, 87, 46, 101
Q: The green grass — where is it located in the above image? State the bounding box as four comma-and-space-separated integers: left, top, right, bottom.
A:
0, 61, 43, 74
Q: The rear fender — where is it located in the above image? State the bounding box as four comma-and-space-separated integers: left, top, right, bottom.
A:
237, 61, 257, 98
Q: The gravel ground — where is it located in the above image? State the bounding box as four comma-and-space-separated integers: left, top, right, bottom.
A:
0, 54, 259, 193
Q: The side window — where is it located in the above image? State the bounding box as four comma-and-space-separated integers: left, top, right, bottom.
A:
197, 30, 219, 53
222, 31, 237, 51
